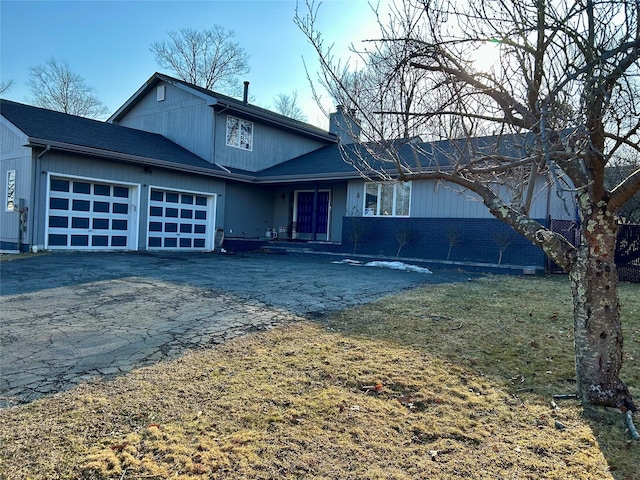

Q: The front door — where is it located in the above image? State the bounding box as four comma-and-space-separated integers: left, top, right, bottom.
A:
295, 190, 330, 240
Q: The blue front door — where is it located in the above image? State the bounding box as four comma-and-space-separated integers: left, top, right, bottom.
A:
296, 191, 329, 237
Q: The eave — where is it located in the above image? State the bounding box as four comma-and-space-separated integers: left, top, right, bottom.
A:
109, 72, 338, 144
26, 137, 256, 182
254, 172, 363, 184
211, 100, 338, 143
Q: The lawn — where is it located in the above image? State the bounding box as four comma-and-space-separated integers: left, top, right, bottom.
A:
0, 274, 638, 479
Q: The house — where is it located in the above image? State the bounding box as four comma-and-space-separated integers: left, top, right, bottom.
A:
0, 72, 575, 269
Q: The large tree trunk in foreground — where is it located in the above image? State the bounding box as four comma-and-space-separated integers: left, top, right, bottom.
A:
570, 206, 635, 411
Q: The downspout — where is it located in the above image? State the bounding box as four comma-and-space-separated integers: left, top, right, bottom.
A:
213, 104, 230, 170
32, 144, 50, 252
211, 104, 232, 237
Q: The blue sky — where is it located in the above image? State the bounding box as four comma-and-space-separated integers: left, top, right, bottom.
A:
0, 0, 384, 128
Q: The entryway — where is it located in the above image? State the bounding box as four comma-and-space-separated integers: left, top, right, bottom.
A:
293, 190, 330, 241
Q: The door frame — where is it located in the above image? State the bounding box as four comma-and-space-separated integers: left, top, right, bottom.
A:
292, 189, 331, 241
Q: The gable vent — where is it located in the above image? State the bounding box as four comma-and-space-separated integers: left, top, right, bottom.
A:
157, 85, 166, 102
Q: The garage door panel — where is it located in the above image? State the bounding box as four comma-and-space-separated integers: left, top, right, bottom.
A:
147, 188, 214, 251
46, 176, 137, 251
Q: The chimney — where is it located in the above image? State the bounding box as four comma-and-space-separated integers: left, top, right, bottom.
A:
329, 105, 361, 144
243, 81, 250, 103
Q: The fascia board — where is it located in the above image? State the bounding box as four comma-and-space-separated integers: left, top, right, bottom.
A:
108, 73, 218, 123
107, 75, 158, 122
26, 137, 254, 181
159, 74, 218, 104
214, 101, 337, 143
255, 172, 363, 184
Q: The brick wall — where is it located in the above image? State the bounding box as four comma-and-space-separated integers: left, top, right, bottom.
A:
341, 217, 547, 267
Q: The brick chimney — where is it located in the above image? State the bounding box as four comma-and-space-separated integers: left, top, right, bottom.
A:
329, 105, 361, 144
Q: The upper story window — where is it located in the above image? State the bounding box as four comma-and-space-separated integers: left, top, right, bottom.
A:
363, 181, 411, 217
226, 115, 253, 151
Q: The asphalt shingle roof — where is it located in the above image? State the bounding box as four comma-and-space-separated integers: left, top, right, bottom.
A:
257, 134, 536, 180
0, 99, 226, 173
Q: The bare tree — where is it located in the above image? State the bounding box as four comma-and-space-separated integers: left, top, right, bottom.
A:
27, 58, 108, 118
395, 229, 412, 258
297, 0, 640, 414
492, 231, 515, 265
0, 79, 13, 94
273, 91, 308, 121
150, 26, 250, 95
606, 155, 640, 223
445, 225, 460, 261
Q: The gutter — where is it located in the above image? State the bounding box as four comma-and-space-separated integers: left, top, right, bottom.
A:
25, 138, 411, 186
255, 172, 363, 184
26, 138, 256, 183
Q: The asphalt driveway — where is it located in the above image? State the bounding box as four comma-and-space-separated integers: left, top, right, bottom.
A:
0, 251, 474, 407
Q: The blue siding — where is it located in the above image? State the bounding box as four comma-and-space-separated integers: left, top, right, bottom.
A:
223, 182, 274, 238
214, 113, 331, 172
341, 217, 548, 267
33, 150, 225, 250
115, 82, 214, 162
1, 122, 32, 251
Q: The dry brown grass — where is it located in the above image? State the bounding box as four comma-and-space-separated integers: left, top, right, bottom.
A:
0, 274, 638, 479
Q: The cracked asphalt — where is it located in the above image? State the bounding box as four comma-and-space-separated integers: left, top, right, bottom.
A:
0, 251, 474, 408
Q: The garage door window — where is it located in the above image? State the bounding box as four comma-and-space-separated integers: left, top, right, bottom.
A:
147, 188, 213, 250
46, 177, 136, 250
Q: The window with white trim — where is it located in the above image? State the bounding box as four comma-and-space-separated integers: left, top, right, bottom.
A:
5, 170, 16, 212
363, 182, 411, 216
226, 115, 253, 150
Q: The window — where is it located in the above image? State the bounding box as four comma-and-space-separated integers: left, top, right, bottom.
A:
6, 170, 16, 211
363, 182, 411, 217
226, 115, 253, 150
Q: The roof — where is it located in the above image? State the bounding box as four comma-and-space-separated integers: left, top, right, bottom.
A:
0, 99, 228, 175
109, 72, 338, 143
256, 133, 537, 183
1, 98, 536, 185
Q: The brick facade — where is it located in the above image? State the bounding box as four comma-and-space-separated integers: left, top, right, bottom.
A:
342, 217, 547, 267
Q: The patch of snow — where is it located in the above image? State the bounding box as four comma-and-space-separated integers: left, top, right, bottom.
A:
332, 259, 363, 265
364, 261, 432, 274
333, 258, 432, 273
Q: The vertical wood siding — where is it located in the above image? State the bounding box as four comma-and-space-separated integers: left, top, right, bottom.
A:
223, 182, 274, 238
35, 151, 226, 250
114, 82, 214, 162
213, 114, 330, 172
347, 177, 572, 220
0, 122, 32, 249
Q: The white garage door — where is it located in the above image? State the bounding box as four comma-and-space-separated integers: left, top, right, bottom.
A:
46, 176, 138, 250
147, 188, 215, 250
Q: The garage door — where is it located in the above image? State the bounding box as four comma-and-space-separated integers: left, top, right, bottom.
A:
147, 188, 215, 250
46, 176, 138, 250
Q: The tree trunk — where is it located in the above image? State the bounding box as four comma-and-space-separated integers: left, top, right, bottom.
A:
569, 206, 635, 411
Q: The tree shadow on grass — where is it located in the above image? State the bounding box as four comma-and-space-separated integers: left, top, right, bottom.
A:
314, 275, 640, 479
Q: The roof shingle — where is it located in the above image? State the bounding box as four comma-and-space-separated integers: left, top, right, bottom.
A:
0, 99, 226, 173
